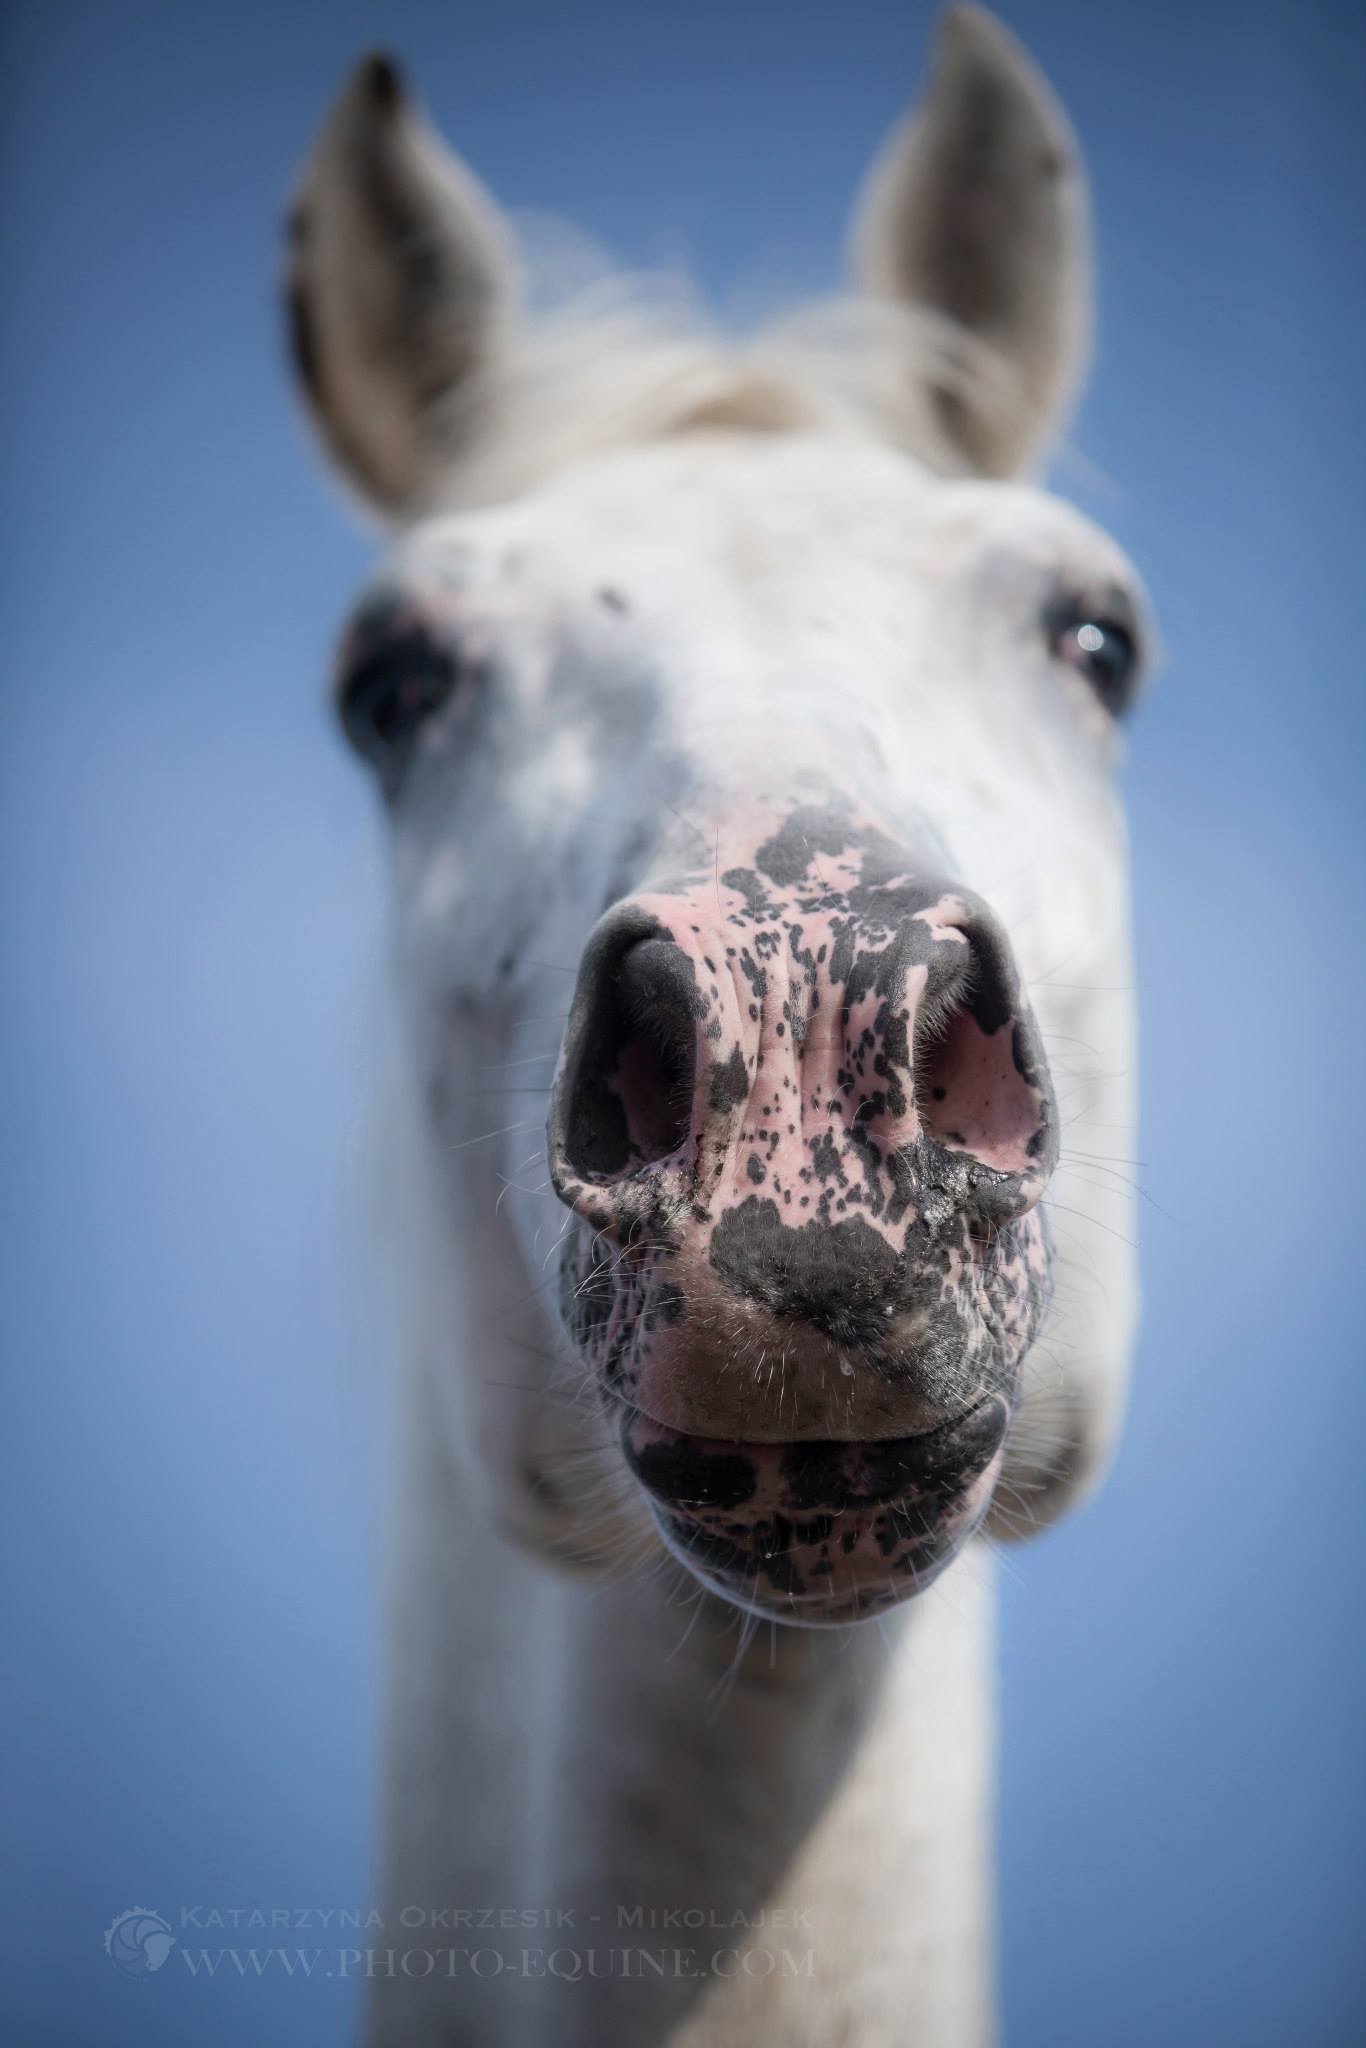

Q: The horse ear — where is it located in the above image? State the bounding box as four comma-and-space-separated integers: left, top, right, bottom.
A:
851, 5, 1091, 477
284, 55, 517, 517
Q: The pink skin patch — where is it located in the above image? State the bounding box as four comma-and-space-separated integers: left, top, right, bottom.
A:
548, 797, 1057, 1619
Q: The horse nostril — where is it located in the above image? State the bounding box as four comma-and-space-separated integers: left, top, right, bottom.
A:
555, 935, 698, 1184
913, 921, 1053, 1184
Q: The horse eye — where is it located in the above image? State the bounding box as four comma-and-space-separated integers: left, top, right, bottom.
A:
338, 624, 460, 780
1049, 607, 1139, 717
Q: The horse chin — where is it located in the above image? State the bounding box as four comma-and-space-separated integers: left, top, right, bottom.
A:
647, 1503, 971, 1629
613, 1395, 1010, 1629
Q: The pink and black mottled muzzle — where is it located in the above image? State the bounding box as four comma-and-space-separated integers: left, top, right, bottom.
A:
547, 801, 1057, 1625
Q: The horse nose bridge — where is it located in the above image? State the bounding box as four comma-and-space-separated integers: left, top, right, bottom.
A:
793, 918, 956, 1139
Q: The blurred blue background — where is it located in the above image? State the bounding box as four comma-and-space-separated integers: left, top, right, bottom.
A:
3, 1, 1363, 2042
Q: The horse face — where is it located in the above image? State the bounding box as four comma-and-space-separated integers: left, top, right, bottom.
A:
290, 10, 1152, 1620
336, 437, 1145, 1618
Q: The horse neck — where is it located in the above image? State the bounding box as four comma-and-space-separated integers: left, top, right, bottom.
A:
532, 1557, 998, 2047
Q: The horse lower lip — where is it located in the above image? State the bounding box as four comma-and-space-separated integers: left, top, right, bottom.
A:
648, 1489, 987, 1627
617, 1397, 1009, 1623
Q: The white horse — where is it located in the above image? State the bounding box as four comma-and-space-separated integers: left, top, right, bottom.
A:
285, 9, 1149, 2042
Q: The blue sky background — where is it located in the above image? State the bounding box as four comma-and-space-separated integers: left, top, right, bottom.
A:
3, 2, 1363, 2043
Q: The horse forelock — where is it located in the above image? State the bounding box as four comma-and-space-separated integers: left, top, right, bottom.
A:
417, 265, 1021, 513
